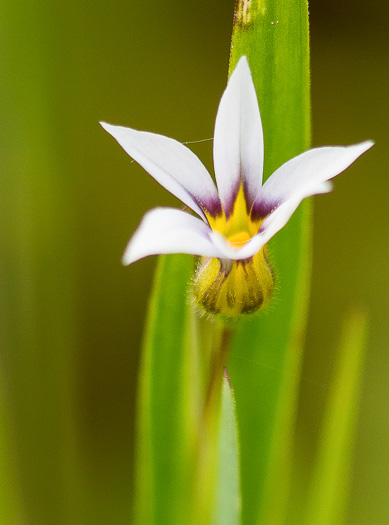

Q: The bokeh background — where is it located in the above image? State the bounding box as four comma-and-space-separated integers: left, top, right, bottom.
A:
0, 1, 387, 523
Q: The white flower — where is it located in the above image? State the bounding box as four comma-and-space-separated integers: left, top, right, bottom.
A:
101, 56, 373, 316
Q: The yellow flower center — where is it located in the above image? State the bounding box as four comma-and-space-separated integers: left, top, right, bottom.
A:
227, 230, 251, 248
194, 185, 274, 318
206, 185, 261, 246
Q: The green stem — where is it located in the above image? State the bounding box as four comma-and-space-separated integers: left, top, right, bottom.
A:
192, 323, 234, 525
204, 326, 233, 418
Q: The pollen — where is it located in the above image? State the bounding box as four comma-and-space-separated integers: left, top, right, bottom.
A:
228, 230, 251, 248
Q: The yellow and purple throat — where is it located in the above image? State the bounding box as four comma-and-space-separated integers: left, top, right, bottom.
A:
193, 186, 274, 317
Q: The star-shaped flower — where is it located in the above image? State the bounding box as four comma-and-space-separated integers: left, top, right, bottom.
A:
101, 57, 373, 317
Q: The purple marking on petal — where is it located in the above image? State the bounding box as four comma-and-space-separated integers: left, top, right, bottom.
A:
202, 197, 223, 218
243, 177, 261, 214
223, 180, 242, 219
250, 197, 280, 221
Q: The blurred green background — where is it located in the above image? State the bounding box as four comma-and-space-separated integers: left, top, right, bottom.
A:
0, 0, 387, 523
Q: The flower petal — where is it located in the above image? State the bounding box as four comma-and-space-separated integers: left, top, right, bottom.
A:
213, 56, 264, 217
238, 185, 323, 260
212, 141, 373, 260
209, 192, 308, 261
122, 207, 225, 265
208, 230, 266, 261
251, 141, 374, 219
246, 186, 324, 257
101, 122, 222, 221
239, 141, 373, 261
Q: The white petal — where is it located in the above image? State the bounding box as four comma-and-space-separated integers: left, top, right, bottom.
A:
209, 137, 373, 260
204, 229, 259, 260
101, 122, 222, 221
122, 208, 225, 265
243, 142, 373, 257
213, 56, 264, 217
252, 141, 374, 218
206, 230, 264, 261
240, 185, 320, 259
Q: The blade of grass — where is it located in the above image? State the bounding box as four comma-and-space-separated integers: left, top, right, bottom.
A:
133, 254, 202, 525
134, 2, 311, 523
228, 1, 311, 524
134, 255, 241, 525
211, 375, 241, 525
304, 309, 368, 525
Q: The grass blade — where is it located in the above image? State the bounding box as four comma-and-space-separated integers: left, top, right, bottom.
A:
133, 254, 201, 525
212, 375, 241, 525
134, 264, 243, 525
228, 1, 311, 524
304, 310, 368, 525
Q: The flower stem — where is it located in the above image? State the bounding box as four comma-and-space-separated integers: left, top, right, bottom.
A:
192, 323, 234, 524
203, 325, 233, 420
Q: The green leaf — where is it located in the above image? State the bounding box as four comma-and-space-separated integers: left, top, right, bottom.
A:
133, 254, 202, 525
134, 2, 311, 524
228, 1, 311, 524
212, 376, 241, 525
304, 310, 368, 525
134, 260, 241, 525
